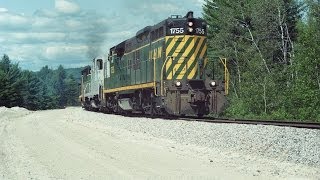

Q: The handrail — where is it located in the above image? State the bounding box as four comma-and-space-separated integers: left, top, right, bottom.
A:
159, 56, 171, 96
219, 57, 229, 95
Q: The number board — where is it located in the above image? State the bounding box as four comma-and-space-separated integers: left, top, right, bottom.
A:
195, 28, 205, 35
169, 27, 184, 35
168, 27, 206, 36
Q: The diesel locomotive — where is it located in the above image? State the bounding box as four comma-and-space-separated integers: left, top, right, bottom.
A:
80, 11, 227, 117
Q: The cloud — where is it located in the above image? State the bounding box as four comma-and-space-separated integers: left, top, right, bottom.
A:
45, 45, 87, 59
0, 0, 204, 71
33, 9, 59, 18
123, 1, 179, 20
121, 0, 204, 27
0, 8, 8, 13
1, 32, 67, 44
0, 11, 31, 31
55, 0, 80, 14
0, 6, 108, 70
126, 1, 179, 14
3, 43, 90, 70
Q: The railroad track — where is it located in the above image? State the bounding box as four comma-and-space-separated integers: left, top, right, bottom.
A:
179, 116, 320, 129
94, 109, 320, 129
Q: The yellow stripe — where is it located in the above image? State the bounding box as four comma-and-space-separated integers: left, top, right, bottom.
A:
192, 37, 204, 61
166, 37, 185, 79
188, 37, 205, 79
199, 44, 207, 58
124, 37, 165, 56
166, 37, 178, 57
186, 36, 199, 78
176, 65, 187, 79
165, 37, 175, 75
166, 57, 173, 79
166, 35, 185, 56
104, 82, 154, 93
176, 37, 195, 79
154, 57, 157, 95
188, 64, 198, 79
152, 37, 166, 44
166, 37, 174, 57
166, 37, 191, 79
172, 37, 186, 57
204, 57, 208, 67
164, 35, 206, 80
182, 37, 195, 57
172, 60, 184, 79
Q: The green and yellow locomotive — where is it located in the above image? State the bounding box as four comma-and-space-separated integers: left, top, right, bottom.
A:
80, 11, 227, 117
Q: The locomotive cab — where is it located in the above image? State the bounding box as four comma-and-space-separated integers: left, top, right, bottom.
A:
160, 11, 226, 116
81, 57, 105, 110
80, 66, 91, 106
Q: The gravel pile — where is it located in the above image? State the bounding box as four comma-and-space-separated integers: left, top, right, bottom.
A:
89, 112, 320, 167
0, 106, 31, 119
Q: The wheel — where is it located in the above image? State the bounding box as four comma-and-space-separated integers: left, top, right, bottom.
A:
90, 100, 99, 112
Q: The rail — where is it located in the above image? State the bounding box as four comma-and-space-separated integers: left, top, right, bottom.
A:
88, 107, 320, 129
179, 116, 320, 129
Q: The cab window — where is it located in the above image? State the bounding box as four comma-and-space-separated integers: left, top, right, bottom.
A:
97, 59, 103, 70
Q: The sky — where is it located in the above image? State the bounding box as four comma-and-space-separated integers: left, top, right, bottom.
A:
0, 0, 205, 71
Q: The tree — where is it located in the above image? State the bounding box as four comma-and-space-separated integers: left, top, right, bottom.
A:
203, 0, 303, 119
22, 71, 43, 110
54, 65, 67, 108
290, 0, 320, 120
39, 85, 58, 110
65, 75, 79, 106
0, 56, 80, 110
0, 54, 24, 107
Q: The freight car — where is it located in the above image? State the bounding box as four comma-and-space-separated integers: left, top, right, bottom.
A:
80, 11, 227, 117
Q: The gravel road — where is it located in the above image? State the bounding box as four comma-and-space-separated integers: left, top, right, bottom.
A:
0, 107, 319, 179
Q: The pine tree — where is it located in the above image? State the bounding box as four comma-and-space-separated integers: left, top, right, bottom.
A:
65, 75, 79, 106
39, 85, 57, 110
54, 65, 67, 108
291, 0, 320, 120
21, 71, 43, 110
0, 54, 24, 107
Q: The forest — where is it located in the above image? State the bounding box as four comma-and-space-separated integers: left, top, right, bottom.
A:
204, 0, 320, 121
0, 54, 80, 110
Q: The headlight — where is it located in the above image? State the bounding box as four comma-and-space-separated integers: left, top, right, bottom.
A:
210, 81, 216, 87
188, 21, 193, 27
188, 27, 193, 33
175, 81, 182, 87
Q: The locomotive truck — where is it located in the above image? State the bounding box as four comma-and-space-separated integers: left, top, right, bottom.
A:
80, 11, 227, 117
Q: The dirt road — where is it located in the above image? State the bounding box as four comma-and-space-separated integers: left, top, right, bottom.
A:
0, 107, 318, 179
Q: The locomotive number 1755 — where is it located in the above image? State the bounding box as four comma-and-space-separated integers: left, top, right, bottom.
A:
170, 28, 184, 34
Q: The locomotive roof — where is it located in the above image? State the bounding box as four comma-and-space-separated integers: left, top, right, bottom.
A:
134, 11, 197, 36
110, 11, 203, 55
